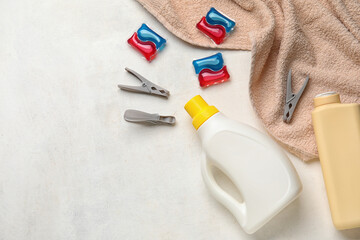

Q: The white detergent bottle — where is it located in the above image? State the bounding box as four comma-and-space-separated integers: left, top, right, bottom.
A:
184, 95, 302, 234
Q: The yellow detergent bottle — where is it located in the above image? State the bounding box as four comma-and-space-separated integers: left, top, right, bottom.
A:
312, 92, 360, 230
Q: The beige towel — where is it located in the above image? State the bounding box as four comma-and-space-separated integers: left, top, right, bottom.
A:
136, 0, 360, 161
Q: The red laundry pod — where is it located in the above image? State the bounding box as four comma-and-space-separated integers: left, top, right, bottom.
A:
128, 32, 157, 61
198, 66, 230, 87
196, 17, 226, 45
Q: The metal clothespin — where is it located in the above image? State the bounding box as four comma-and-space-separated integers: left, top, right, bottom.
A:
124, 109, 176, 125
118, 67, 170, 98
283, 69, 309, 123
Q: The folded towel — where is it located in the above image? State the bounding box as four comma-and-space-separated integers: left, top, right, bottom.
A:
136, 0, 360, 161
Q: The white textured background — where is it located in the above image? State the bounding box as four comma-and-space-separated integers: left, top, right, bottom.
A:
1, 0, 360, 239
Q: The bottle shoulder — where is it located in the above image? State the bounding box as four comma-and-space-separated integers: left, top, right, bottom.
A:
312, 103, 359, 115
198, 113, 249, 137
198, 113, 277, 148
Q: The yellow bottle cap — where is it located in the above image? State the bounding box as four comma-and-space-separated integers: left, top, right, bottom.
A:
184, 95, 219, 130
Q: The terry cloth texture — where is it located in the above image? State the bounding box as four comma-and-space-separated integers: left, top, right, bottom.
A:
136, 0, 360, 161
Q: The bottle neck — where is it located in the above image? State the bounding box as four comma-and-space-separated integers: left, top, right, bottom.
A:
314, 92, 340, 108
197, 112, 225, 142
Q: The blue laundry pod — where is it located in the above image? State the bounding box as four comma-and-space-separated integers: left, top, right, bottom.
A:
192, 52, 224, 74
137, 24, 166, 50
206, 7, 235, 33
